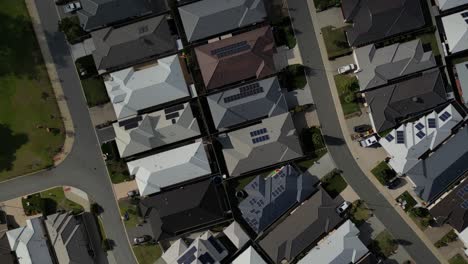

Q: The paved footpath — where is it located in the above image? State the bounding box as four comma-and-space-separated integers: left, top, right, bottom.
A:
287, 0, 446, 263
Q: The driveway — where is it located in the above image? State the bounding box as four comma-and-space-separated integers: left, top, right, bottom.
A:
286, 0, 441, 263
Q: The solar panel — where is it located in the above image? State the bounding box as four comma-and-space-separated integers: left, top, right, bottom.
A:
223, 85, 264, 103
385, 134, 394, 142
396, 131, 405, 144
463, 12, 468, 18
250, 128, 267, 137
458, 189, 466, 198
199, 253, 215, 264
415, 123, 424, 130
251, 135, 270, 144
428, 118, 436, 128
439, 111, 451, 121
124, 122, 139, 130
118, 116, 142, 127
416, 131, 426, 139
177, 247, 197, 264
208, 237, 224, 254
165, 112, 180, 120
211, 41, 251, 58
164, 104, 185, 115
461, 200, 468, 209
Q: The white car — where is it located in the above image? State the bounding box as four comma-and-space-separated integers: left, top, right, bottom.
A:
63, 1, 81, 13
359, 135, 378, 147
337, 64, 357, 74
336, 201, 351, 214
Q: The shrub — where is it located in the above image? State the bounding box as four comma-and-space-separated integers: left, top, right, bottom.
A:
58, 17, 87, 43
344, 93, 356, 103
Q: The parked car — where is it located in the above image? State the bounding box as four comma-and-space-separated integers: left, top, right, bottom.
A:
63, 1, 81, 13
336, 201, 351, 215
55, 0, 72, 5
359, 135, 378, 147
127, 190, 139, 198
386, 177, 401, 190
354, 124, 372, 133
133, 235, 151, 245
337, 64, 357, 74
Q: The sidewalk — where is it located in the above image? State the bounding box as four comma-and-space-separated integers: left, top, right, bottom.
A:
25, 0, 75, 166
304, 1, 447, 263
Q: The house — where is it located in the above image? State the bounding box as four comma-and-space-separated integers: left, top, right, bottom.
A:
407, 127, 468, 203
364, 69, 448, 132
179, 0, 266, 42
7, 217, 54, 264
105, 55, 190, 120
195, 26, 276, 90
341, 0, 426, 47
296, 220, 369, 264
436, 0, 468, 11
232, 246, 268, 264
379, 104, 463, 175
218, 113, 303, 177
159, 231, 228, 264
207, 77, 288, 130
238, 165, 316, 234
259, 187, 343, 263
77, 0, 168, 31
139, 178, 227, 241
127, 142, 212, 196
91, 15, 177, 71
0, 210, 14, 264
441, 10, 468, 54
455, 61, 468, 107
113, 103, 201, 158
354, 39, 436, 91
44, 212, 95, 264
222, 222, 250, 249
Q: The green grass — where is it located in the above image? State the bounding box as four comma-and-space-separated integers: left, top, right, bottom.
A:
435, 229, 458, 248
450, 254, 468, 264
419, 33, 440, 56
350, 200, 371, 226
314, 0, 341, 11
371, 161, 396, 185
321, 171, 347, 198
273, 17, 296, 49
133, 244, 162, 264
0, 1, 64, 180
280, 64, 307, 90
102, 141, 131, 184
371, 231, 397, 258
97, 217, 107, 240
297, 149, 327, 170
22, 187, 84, 215
334, 75, 361, 116
81, 77, 109, 107
321, 26, 352, 59
301, 126, 326, 153
396, 191, 417, 212
119, 198, 141, 228
40, 187, 84, 214
75, 55, 98, 79
408, 207, 432, 230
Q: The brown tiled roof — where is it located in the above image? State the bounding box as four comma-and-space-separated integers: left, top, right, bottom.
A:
195, 26, 276, 90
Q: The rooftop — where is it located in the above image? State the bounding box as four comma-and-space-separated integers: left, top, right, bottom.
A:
127, 141, 212, 196
113, 103, 200, 157
436, 0, 468, 11
455, 61, 468, 106
207, 77, 288, 130
379, 104, 463, 174
179, 0, 266, 42
238, 165, 316, 233
342, 0, 426, 47
195, 26, 276, 90
354, 39, 436, 91
232, 246, 267, 264
105, 55, 190, 119
441, 10, 468, 54
91, 15, 177, 71
219, 113, 303, 177
222, 221, 249, 249
364, 69, 448, 132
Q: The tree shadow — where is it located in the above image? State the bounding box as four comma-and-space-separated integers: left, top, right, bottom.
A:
0, 124, 28, 172
42, 198, 58, 215
322, 135, 345, 146
395, 239, 412, 246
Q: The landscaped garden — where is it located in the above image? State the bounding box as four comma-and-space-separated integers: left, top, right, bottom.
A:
396, 191, 417, 212
273, 17, 296, 49
297, 126, 328, 170
450, 254, 468, 264
349, 200, 371, 226
334, 74, 361, 117
371, 161, 396, 185
370, 230, 398, 258
321, 170, 347, 198
101, 141, 131, 184
435, 229, 458, 248
0, 1, 64, 180
118, 198, 141, 228
279, 64, 307, 90
408, 207, 433, 230
321, 26, 352, 59
133, 244, 162, 264
75, 55, 109, 107
58, 16, 88, 44
22, 187, 84, 216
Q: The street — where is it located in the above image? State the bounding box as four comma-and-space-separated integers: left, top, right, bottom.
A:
287, 0, 440, 263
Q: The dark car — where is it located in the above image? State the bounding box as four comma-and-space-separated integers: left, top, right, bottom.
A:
386, 178, 401, 189
354, 124, 372, 133
133, 235, 151, 245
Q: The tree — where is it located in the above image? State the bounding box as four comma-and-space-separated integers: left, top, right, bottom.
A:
58, 17, 86, 43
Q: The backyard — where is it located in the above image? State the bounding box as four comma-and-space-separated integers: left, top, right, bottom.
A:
0, 1, 64, 180
334, 75, 361, 117
22, 187, 83, 215
321, 26, 352, 59
371, 161, 396, 185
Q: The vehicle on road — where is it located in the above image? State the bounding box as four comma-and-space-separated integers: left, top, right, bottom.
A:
354, 124, 372, 133
336, 201, 351, 214
386, 177, 401, 190
127, 190, 139, 198
359, 135, 378, 147
63, 1, 81, 13
133, 235, 151, 245
337, 64, 357, 74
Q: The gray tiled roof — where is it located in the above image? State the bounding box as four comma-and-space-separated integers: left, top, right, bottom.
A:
207, 77, 288, 129
365, 69, 448, 132
179, 0, 266, 42
238, 165, 316, 234
91, 15, 177, 71
355, 39, 436, 91
259, 187, 343, 263
342, 0, 426, 47
436, 0, 468, 11
408, 127, 468, 203
77, 0, 168, 31
114, 103, 201, 158
219, 113, 303, 177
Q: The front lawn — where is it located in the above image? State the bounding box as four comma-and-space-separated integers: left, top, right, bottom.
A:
350, 200, 371, 226
301, 126, 326, 153
22, 187, 84, 215
58, 16, 88, 44
450, 254, 468, 264
279, 64, 307, 90
435, 229, 458, 248
0, 1, 64, 180
119, 198, 141, 228
321, 170, 347, 198
321, 26, 352, 59
371, 161, 396, 185
82, 77, 109, 107
297, 149, 327, 170
396, 191, 417, 212
408, 207, 432, 230
273, 17, 296, 49
133, 244, 162, 264
334, 75, 361, 116
314, 0, 341, 11
102, 141, 131, 184
370, 231, 398, 258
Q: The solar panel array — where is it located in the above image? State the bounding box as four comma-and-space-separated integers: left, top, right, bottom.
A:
166, 112, 180, 120
223, 83, 264, 103
177, 247, 197, 264
416, 131, 426, 139
439, 111, 451, 122
211, 41, 251, 58
250, 128, 267, 137
428, 118, 436, 128
457, 185, 468, 209
396, 131, 405, 144
415, 122, 424, 130
463, 12, 468, 18
198, 253, 215, 264
164, 104, 185, 115
385, 134, 394, 142
118, 116, 143, 130
208, 236, 224, 254
252, 135, 270, 144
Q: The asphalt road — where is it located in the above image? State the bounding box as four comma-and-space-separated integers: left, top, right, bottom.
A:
0, 0, 136, 263
287, 1, 440, 263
